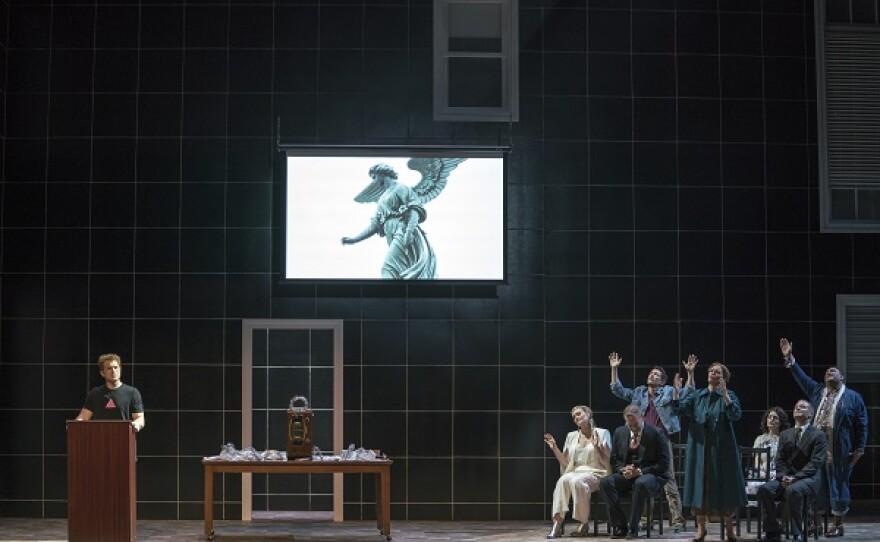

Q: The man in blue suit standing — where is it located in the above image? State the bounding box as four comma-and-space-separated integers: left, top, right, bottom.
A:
780, 338, 868, 537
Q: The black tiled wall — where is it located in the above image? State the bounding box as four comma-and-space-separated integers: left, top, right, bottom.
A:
1, 0, 878, 521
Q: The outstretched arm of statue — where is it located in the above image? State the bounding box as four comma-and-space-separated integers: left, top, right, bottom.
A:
341, 221, 379, 245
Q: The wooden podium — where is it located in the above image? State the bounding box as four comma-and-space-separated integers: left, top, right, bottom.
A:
67, 420, 137, 542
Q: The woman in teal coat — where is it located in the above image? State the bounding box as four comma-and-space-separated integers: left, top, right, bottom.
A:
673, 362, 746, 542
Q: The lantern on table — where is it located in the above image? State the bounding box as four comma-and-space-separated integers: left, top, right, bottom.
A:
286, 395, 313, 459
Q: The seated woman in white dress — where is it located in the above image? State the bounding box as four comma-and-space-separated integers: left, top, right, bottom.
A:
543, 405, 612, 538
746, 406, 789, 496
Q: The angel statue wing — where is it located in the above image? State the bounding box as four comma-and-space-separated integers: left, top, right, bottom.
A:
407, 157, 466, 206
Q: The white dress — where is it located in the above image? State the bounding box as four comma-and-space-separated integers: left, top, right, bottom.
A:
551, 427, 612, 523
746, 432, 779, 496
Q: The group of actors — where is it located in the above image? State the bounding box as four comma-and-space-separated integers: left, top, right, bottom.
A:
543, 338, 868, 541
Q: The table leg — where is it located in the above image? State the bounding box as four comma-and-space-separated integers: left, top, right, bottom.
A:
380, 467, 391, 540
204, 466, 214, 540
374, 473, 382, 533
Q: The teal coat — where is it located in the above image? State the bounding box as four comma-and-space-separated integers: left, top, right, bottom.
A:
673, 387, 747, 512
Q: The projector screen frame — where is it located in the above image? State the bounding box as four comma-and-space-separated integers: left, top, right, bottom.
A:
275, 145, 509, 288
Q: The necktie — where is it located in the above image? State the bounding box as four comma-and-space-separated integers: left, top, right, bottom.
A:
815, 390, 837, 429
795, 427, 802, 444
630, 431, 640, 450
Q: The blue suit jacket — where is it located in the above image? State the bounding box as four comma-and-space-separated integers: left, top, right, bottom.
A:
789, 358, 868, 465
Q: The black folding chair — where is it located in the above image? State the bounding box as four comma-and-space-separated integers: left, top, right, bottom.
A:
739, 446, 772, 535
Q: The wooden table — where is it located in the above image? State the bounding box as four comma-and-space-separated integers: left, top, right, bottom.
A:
202, 459, 393, 540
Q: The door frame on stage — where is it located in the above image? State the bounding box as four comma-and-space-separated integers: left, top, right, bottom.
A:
241, 319, 344, 521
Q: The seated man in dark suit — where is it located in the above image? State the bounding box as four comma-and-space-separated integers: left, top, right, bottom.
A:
598, 404, 670, 539
758, 399, 829, 542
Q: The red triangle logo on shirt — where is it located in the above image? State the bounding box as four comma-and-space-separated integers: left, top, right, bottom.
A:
106, 398, 117, 409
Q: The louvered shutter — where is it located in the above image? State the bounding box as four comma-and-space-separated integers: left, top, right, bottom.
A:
837, 295, 880, 381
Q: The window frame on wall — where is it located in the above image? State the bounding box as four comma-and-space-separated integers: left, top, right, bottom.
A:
815, 0, 880, 232
836, 295, 880, 382
433, 0, 519, 122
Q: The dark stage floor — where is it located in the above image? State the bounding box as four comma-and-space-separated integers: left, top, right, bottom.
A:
0, 517, 877, 542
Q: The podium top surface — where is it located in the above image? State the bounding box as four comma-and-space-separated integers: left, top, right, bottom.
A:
67, 419, 133, 424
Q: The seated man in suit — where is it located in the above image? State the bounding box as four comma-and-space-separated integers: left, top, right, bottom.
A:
757, 399, 829, 542
598, 404, 670, 539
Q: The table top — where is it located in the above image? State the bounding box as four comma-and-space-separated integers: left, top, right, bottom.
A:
202, 458, 393, 466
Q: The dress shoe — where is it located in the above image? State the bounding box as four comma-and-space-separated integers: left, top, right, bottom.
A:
547, 520, 564, 539
610, 525, 629, 539
826, 524, 845, 537
568, 522, 588, 537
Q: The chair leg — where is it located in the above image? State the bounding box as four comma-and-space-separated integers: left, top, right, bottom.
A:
758, 500, 763, 538
746, 503, 752, 534
735, 508, 741, 537
658, 495, 663, 535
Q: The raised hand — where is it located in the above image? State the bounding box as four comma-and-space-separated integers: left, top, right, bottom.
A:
718, 376, 729, 398
780, 338, 793, 359
673, 372, 683, 391
543, 433, 557, 450
609, 351, 622, 368
592, 430, 609, 455
683, 354, 698, 372
851, 449, 864, 466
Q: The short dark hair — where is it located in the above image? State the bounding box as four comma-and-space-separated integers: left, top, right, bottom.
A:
828, 366, 846, 381
795, 399, 815, 418
650, 366, 668, 384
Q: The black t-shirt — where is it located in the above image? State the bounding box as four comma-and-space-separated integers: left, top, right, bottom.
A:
83, 383, 144, 421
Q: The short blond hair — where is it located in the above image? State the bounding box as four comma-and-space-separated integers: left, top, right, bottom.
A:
98, 353, 121, 370
571, 405, 592, 417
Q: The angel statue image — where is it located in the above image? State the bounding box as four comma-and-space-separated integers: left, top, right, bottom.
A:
340, 158, 466, 279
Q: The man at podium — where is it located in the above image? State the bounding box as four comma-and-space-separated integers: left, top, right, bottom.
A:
75, 353, 145, 433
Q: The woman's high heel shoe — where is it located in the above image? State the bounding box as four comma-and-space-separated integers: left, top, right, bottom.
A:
547, 520, 564, 539
691, 531, 706, 542
569, 522, 588, 537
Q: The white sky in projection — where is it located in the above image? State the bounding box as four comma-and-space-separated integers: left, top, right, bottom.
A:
286, 156, 504, 280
